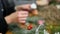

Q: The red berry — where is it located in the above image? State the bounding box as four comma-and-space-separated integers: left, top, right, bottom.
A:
27, 25, 33, 30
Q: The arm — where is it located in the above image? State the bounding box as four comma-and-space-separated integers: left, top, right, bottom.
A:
5, 11, 18, 24
0, 33, 2, 34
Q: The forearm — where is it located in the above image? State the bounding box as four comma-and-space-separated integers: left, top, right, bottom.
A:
0, 33, 2, 34
4, 11, 18, 24
5, 16, 13, 24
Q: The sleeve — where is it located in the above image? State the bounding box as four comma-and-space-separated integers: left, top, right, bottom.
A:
0, 10, 8, 34
1, 0, 15, 17
0, 17, 8, 34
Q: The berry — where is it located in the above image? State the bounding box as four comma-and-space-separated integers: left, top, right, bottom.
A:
27, 25, 33, 30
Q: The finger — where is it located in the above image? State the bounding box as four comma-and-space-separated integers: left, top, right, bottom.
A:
15, 4, 31, 11
17, 11, 28, 23
17, 11, 28, 17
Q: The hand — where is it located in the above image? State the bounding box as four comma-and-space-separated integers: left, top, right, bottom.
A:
16, 4, 30, 24
5, 4, 30, 24
15, 4, 30, 11
17, 11, 28, 24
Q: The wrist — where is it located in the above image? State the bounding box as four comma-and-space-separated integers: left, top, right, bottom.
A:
5, 16, 13, 24
0, 33, 2, 34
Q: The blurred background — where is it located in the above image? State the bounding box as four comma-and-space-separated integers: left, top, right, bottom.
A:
5, 0, 60, 34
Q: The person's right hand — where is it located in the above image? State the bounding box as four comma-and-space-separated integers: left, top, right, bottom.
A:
15, 4, 30, 11
17, 11, 28, 24
15, 4, 30, 24
5, 4, 30, 24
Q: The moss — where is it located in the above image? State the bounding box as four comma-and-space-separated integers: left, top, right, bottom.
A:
37, 5, 60, 34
